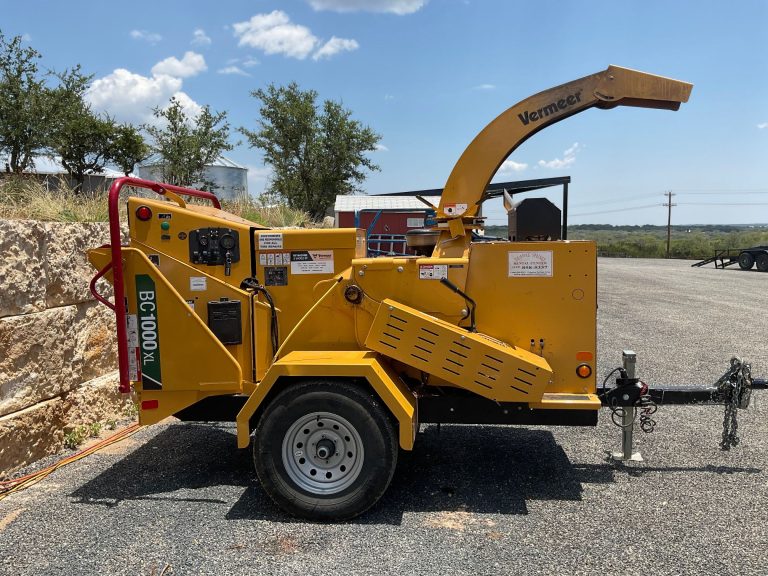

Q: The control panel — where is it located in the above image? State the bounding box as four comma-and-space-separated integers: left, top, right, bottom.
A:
189, 228, 240, 276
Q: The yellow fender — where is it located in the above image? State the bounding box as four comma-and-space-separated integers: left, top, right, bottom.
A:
236, 350, 417, 450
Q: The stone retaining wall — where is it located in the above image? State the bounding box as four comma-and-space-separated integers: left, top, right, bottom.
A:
0, 220, 132, 476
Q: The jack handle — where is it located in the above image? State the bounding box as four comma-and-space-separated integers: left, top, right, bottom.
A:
439, 277, 477, 332
103, 177, 222, 394
89, 259, 115, 311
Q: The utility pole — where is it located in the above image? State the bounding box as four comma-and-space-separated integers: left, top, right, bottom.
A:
663, 190, 676, 258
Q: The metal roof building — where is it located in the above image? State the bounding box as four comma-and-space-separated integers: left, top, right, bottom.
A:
0, 154, 129, 192
334, 195, 441, 256
334, 195, 441, 214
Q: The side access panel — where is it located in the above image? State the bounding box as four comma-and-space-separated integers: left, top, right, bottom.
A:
118, 248, 243, 423
365, 299, 552, 402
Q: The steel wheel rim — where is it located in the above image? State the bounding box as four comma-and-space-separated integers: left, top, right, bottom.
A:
282, 411, 364, 495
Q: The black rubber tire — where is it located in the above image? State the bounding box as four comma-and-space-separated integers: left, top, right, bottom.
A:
756, 252, 768, 272
738, 252, 755, 270
253, 380, 397, 521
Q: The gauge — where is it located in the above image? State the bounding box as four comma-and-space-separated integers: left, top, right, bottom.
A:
198, 235, 209, 247
220, 233, 236, 250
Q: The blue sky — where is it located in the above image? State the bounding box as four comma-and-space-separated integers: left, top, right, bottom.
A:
3, 0, 767, 225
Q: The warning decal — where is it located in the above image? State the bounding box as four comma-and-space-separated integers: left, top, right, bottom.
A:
508, 251, 553, 277
258, 233, 283, 250
419, 264, 448, 280
290, 250, 334, 274
126, 314, 139, 381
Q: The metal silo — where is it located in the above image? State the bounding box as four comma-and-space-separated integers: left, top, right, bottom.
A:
137, 155, 248, 200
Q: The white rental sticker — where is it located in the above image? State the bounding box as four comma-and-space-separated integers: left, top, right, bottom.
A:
190, 276, 208, 291
508, 251, 553, 277
419, 264, 448, 280
259, 253, 267, 266
444, 203, 468, 216
290, 250, 334, 274
407, 217, 425, 228
259, 233, 283, 250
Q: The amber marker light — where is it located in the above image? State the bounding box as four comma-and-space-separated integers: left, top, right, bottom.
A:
136, 205, 153, 221
576, 364, 592, 378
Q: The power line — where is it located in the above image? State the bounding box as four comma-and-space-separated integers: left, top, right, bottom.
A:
677, 202, 768, 206
672, 188, 768, 194
570, 192, 661, 208
570, 203, 661, 217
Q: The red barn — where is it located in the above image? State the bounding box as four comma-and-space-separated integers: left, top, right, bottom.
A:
334, 195, 440, 256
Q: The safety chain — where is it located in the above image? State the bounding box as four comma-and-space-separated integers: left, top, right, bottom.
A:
716, 357, 753, 450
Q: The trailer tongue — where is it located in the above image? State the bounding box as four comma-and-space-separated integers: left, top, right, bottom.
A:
600, 352, 767, 461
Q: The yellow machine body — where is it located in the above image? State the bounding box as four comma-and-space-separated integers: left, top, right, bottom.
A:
88, 65, 691, 453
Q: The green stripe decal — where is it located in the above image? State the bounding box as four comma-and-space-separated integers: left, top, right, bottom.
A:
136, 274, 162, 389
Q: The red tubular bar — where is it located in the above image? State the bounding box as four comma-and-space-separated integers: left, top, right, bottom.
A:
103, 177, 222, 393
89, 260, 116, 311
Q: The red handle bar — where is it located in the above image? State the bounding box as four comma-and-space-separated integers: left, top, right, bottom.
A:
96, 177, 221, 393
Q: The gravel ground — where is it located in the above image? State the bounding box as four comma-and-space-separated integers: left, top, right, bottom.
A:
1, 258, 767, 576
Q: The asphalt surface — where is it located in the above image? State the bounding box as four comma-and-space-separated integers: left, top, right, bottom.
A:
1, 258, 767, 576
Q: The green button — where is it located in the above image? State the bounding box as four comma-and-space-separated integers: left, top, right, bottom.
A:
160, 221, 170, 231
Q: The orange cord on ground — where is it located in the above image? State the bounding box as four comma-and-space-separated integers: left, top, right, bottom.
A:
0, 423, 140, 501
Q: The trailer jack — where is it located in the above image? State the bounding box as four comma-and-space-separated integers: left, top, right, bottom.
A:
601, 351, 767, 461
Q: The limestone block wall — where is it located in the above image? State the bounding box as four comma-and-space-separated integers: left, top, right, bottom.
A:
0, 220, 132, 476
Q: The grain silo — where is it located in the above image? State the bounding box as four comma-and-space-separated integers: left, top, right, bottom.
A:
137, 155, 248, 200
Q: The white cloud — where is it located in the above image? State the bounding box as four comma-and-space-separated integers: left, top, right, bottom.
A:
21, 33, 32, 42
130, 29, 162, 45
233, 11, 357, 61
242, 56, 260, 67
86, 69, 182, 124
151, 51, 207, 78
498, 159, 527, 174
312, 36, 359, 60
758, 122, 768, 129
308, 0, 427, 14
538, 142, 580, 169
384, 94, 394, 100
473, 83, 495, 90
374, 143, 389, 151
168, 91, 203, 120
85, 66, 203, 126
191, 28, 212, 46
218, 65, 251, 77
233, 11, 318, 59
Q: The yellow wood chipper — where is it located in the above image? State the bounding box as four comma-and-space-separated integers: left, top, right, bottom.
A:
88, 65, 766, 520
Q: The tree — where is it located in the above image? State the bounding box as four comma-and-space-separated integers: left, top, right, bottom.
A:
52, 107, 115, 191
241, 82, 381, 219
0, 31, 51, 173
48, 67, 116, 191
109, 123, 149, 176
145, 97, 232, 189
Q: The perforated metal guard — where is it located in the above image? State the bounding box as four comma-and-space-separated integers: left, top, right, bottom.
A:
365, 299, 552, 402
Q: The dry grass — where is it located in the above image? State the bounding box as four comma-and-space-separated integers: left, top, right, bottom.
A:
0, 177, 109, 222
220, 194, 314, 228
0, 177, 319, 228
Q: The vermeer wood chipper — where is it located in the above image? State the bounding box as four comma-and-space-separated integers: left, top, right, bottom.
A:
88, 65, 767, 520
